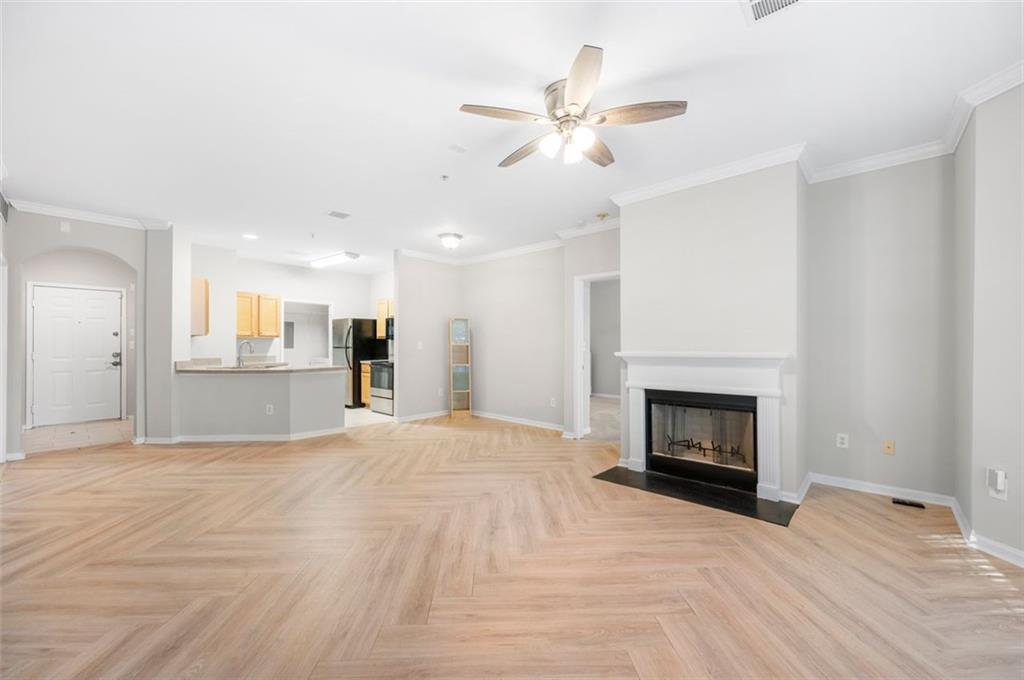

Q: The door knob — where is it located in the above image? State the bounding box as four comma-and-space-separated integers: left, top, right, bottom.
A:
110, 360, 122, 367
112, 351, 121, 358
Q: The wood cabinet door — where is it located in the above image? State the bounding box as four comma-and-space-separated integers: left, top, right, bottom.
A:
386, 298, 394, 318
376, 299, 388, 339
257, 295, 281, 337
236, 292, 258, 337
360, 364, 371, 405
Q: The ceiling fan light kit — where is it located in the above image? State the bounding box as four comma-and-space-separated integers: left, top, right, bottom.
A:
460, 45, 687, 168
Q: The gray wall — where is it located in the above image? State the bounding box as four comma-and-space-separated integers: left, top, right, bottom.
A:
4, 210, 149, 451
461, 247, 564, 427
589, 278, 620, 397
393, 253, 461, 418
966, 85, 1023, 549
954, 113, 977, 524
804, 155, 955, 495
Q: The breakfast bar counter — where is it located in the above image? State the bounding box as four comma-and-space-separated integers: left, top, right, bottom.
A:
175, 365, 346, 441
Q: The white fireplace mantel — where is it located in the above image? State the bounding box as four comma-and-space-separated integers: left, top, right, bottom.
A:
615, 351, 792, 501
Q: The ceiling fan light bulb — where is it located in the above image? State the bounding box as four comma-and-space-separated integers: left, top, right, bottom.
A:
572, 126, 596, 151
563, 143, 583, 164
539, 133, 562, 159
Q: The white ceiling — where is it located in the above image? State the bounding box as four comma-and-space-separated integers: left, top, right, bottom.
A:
3, 2, 1021, 272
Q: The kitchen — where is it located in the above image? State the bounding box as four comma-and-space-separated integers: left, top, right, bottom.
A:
181, 244, 396, 439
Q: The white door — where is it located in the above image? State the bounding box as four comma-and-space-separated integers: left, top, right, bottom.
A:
32, 286, 122, 426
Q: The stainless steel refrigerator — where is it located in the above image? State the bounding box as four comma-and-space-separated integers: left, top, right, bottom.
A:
332, 318, 388, 408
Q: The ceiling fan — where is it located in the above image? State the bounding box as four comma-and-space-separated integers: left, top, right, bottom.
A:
459, 45, 687, 168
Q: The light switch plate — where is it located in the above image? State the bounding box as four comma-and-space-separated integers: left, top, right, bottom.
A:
883, 440, 896, 455
835, 433, 849, 449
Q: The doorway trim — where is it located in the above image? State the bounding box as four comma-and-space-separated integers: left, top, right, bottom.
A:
569, 270, 620, 440
25, 282, 128, 429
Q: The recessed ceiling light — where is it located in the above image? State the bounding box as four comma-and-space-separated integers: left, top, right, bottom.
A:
242, 234, 259, 240
310, 251, 361, 269
438, 232, 463, 249
328, 210, 351, 220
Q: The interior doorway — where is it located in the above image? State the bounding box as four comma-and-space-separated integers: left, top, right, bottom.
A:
27, 283, 126, 428
570, 270, 620, 440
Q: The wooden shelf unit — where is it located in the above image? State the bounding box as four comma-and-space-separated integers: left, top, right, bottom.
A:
449, 317, 471, 417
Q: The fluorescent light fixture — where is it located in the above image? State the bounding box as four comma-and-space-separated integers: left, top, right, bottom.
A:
438, 232, 463, 249
539, 133, 562, 159
310, 251, 360, 268
242, 234, 259, 240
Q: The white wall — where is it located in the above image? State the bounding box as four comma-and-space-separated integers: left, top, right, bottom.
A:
461, 247, 564, 427
370, 270, 394, 307
590, 278, 620, 397
190, 244, 373, 365
620, 164, 801, 492
967, 85, 1023, 550
804, 155, 955, 495
393, 253, 460, 418
621, 163, 799, 353
283, 303, 329, 367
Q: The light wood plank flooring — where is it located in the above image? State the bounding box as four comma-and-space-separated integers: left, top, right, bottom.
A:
2, 416, 1021, 679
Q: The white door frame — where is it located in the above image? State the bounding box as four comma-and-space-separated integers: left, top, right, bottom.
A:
569, 270, 619, 439
1, 247, 7, 463
25, 282, 128, 429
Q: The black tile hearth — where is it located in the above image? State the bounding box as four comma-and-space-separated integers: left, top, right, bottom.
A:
593, 466, 799, 527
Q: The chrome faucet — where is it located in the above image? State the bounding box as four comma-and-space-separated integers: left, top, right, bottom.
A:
237, 340, 255, 367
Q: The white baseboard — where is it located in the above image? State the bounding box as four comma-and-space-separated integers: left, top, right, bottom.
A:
132, 437, 145, 445
5, 451, 25, 461
793, 471, 1023, 568
780, 472, 813, 504
395, 410, 449, 423
591, 393, 619, 400
473, 411, 564, 432
140, 427, 347, 445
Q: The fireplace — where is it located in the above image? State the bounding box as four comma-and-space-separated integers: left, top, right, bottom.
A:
646, 390, 757, 492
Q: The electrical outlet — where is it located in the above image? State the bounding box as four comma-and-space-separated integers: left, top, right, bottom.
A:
265, 404, 274, 416
883, 439, 896, 455
549, 397, 557, 408
437, 387, 443, 397
60, 220, 71, 233
836, 433, 849, 449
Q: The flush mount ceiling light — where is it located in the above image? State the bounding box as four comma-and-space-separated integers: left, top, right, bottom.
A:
242, 234, 259, 240
310, 251, 361, 269
460, 45, 687, 168
438, 232, 463, 249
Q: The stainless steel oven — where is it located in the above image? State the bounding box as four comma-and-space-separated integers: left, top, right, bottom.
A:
370, 361, 393, 415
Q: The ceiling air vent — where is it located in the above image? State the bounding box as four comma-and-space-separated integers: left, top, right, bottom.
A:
741, 0, 799, 23
327, 210, 350, 220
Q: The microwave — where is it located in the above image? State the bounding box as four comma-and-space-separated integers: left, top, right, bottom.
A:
385, 316, 394, 340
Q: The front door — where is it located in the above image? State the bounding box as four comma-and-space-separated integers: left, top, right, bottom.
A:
32, 285, 122, 426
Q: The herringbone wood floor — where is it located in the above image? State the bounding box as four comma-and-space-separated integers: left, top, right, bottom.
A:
1, 416, 1021, 679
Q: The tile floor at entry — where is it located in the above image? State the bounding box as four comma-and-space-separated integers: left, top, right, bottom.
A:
1, 415, 1020, 679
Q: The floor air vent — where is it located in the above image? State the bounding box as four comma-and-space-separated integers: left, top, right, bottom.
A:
743, 0, 799, 23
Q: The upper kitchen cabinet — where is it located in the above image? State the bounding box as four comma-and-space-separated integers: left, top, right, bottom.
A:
237, 292, 281, 337
375, 297, 394, 339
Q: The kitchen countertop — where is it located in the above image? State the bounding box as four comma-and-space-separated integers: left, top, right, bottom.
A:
176, 365, 344, 374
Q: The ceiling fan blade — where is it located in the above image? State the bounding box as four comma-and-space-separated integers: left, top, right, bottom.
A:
586, 101, 688, 126
583, 136, 615, 167
563, 45, 603, 115
459, 104, 548, 123
498, 135, 547, 167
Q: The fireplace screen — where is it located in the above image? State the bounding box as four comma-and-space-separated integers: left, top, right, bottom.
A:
646, 390, 757, 491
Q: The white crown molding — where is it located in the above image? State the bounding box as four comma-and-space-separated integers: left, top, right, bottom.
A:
805, 139, 950, 184
611, 143, 807, 207
397, 249, 460, 266
961, 60, 1024, 107
399, 240, 563, 267
7, 200, 152, 230
460, 239, 562, 265
556, 217, 620, 240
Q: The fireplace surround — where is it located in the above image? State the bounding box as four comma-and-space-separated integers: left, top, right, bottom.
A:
616, 351, 789, 501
